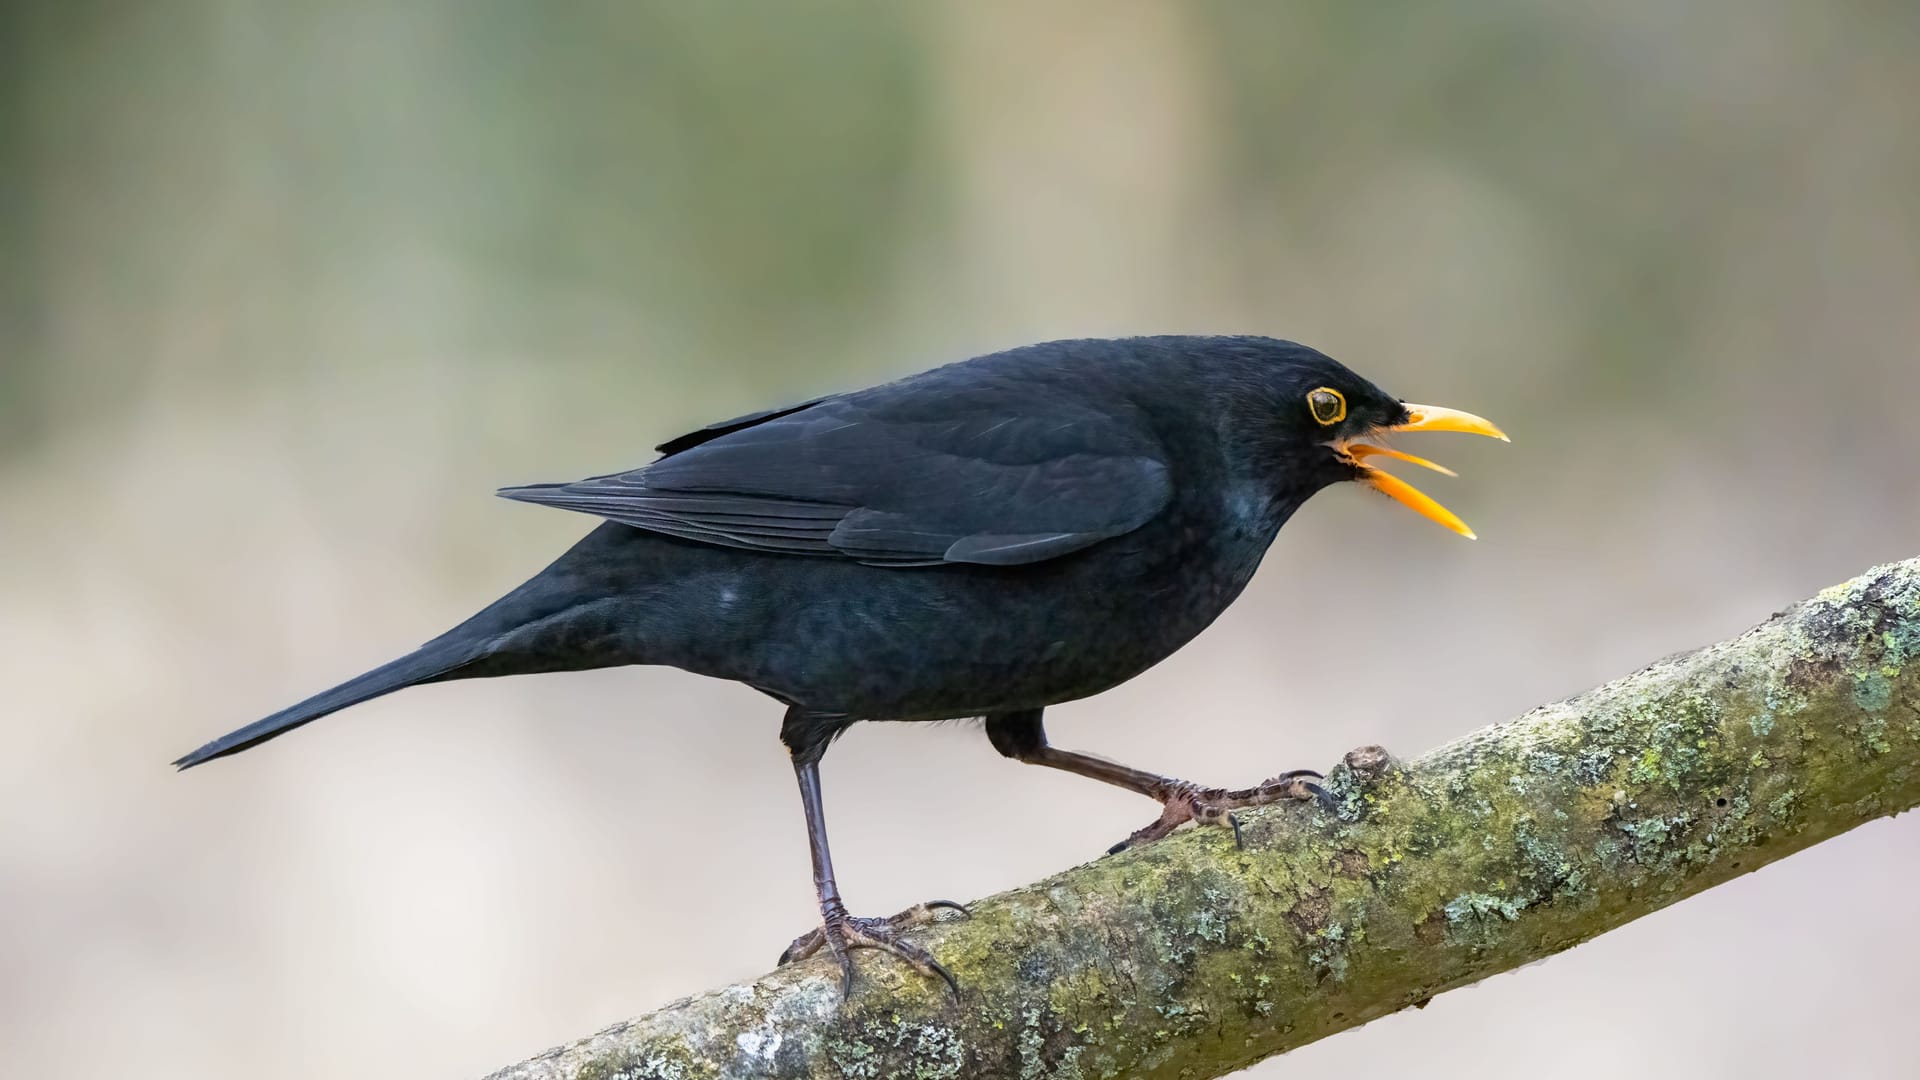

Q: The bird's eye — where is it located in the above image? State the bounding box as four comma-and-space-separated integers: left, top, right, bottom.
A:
1307, 387, 1347, 426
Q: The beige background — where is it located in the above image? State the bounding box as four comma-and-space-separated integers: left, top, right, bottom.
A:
5, 3, 1920, 1077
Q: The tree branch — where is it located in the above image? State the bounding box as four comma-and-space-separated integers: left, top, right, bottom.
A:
487, 557, 1920, 1080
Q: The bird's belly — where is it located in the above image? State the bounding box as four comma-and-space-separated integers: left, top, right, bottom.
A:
684, 530, 1272, 720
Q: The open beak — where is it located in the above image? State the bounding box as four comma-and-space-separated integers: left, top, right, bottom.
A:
1338, 404, 1508, 540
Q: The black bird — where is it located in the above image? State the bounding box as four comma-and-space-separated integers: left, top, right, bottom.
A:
174, 335, 1505, 994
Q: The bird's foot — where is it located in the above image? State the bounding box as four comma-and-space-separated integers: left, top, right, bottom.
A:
1107, 769, 1329, 854
778, 899, 968, 999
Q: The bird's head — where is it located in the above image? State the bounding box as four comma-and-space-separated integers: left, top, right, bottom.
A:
1224, 341, 1508, 539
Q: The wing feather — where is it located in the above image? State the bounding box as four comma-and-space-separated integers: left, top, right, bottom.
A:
499, 378, 1173, 567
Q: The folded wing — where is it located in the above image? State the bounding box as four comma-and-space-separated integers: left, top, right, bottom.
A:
499, 382, 1172, 567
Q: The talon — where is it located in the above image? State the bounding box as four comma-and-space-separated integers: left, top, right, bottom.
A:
1228, 812, 1244, 849
837, 951, 857, 999
928, 957, 961, 1000
894, 899, 969, 927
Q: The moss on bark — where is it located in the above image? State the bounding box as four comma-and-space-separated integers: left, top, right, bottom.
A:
487, 557, 1920, 1080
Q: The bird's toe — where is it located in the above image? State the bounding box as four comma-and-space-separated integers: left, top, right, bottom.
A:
1106, 769, 1327, 854
890, 899, 970, 928
778, 926, 827, 967
776, 901, 966, 1000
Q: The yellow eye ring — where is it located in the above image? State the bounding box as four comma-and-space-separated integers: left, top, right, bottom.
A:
1307, 387, 1346, 426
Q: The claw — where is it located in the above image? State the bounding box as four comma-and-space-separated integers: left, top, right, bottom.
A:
927, 957, 961, 999
830, 934, 856, 999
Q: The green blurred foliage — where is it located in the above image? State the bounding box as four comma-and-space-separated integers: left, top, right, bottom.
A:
5, 0, 1919, 456
4, 1, 940, 448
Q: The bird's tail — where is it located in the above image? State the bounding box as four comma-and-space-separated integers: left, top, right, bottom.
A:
171, 638, 481, 770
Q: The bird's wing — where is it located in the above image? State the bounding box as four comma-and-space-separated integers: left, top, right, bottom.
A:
498, 383, 1173, 567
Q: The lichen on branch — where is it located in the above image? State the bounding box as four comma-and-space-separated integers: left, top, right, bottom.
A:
488, 557, 1920, 1080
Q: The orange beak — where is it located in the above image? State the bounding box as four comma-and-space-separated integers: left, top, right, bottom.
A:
1340, 404, 1508, 539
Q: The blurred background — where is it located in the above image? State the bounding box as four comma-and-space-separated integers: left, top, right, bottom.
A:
5, 2, 1919, 1077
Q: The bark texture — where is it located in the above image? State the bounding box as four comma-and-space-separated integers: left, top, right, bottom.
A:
487, 557, 1920, 1080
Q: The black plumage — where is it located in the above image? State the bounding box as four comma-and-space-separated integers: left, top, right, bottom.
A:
175, 334, 1504, 994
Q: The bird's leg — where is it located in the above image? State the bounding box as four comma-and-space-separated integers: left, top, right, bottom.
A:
774, 745, 965, 998
984, 708, 1328, 854
1051, 750, 1326, 853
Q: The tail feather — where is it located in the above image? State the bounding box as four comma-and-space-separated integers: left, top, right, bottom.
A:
172, 641, 478, 769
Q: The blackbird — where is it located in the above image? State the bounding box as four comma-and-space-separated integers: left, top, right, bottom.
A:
175, 335, 1505, 995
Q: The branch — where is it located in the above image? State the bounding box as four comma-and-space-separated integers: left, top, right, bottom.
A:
487, 557, 1920, 1080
